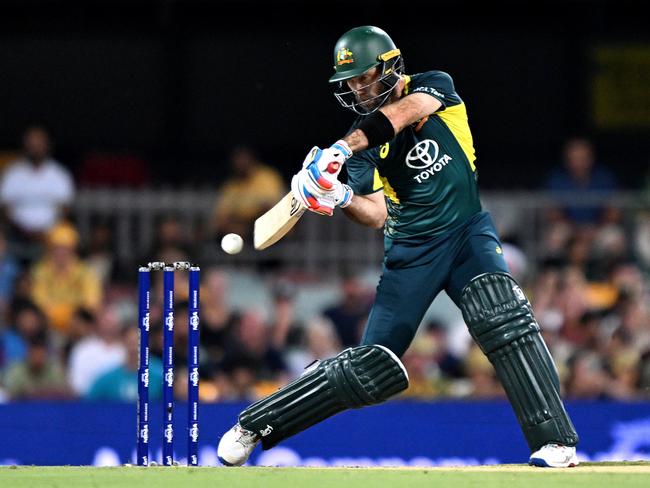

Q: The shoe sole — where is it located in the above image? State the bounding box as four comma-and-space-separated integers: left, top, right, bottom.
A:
529, 457, 550, 467
529, 457, 578, 468
218, 456, 236, 467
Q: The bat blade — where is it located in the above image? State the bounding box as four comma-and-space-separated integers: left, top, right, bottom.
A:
254, 192, 306, 250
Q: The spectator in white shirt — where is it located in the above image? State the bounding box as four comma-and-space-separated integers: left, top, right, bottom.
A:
67, 304, 126, 396
0, 126, 75, 240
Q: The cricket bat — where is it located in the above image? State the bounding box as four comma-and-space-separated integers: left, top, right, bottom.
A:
255, 161, 341, 250
254, 191, 306, 250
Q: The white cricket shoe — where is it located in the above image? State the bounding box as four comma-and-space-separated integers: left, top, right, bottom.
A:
529, 443, 579, 468
217, 423, 260, 466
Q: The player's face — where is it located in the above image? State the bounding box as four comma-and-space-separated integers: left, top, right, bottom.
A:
346, 67, 383, 111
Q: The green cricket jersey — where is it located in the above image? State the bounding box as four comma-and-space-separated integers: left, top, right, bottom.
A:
345, 70, 482, 239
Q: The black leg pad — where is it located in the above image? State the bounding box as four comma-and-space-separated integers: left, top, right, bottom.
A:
239, 345, 409, 450
460, 273, 579, 451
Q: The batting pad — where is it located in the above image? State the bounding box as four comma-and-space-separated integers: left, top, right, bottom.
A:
239, 345, 409, 450
460, 273, 579, 451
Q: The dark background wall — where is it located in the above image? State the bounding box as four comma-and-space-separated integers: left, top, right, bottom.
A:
0, 0, 647, 188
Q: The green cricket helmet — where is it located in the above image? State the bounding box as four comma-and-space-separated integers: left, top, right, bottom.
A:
329, 26, 405, 115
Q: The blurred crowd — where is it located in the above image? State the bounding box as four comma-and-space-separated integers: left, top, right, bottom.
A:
0, 126, 649, 403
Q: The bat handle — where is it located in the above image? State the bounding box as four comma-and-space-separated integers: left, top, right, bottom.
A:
326, 162, 340, 174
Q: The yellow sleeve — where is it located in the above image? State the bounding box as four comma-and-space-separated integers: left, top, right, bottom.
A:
252, 167, 286, 203
81, 265, 102, 311
213, 181, 236, 214
30, 262, 49, 311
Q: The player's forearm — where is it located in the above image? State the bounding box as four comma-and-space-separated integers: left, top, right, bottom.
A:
380, 93, 441, 132
342, 193, 387, 229
343, 129, 370, 153
343, 93, 442, 153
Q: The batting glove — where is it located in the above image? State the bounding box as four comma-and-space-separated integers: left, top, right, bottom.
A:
302, 140, 351, 193
291, 175, 354, 216
291, 173, 333, 215
332, 180, 354, 208
291, 140, 352, 215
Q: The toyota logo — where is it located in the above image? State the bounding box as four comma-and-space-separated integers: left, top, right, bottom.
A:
405, 139, 439, 169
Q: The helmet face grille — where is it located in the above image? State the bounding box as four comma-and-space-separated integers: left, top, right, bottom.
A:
333, 55, 404, 115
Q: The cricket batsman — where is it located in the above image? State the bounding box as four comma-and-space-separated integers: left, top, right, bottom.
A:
218, 25, 579, 468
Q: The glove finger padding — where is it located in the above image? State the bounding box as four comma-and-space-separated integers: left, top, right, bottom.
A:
301, 146, 322, 169
305, 152, 340, 191
302, 140, 352, 191
292, 140, 353, 215
333, 182, 354, 208
291, 173, 335, 216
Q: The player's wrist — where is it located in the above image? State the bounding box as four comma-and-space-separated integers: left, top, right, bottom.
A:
331, 140, 352, 160
357, 110, 395, 149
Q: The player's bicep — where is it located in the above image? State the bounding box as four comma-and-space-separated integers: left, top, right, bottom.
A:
356, 188, 386, 206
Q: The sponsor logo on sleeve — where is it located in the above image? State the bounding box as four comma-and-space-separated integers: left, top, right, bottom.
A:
413, 86, 445, 98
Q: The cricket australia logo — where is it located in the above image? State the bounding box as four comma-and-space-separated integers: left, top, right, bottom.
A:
260, 424, 274, 437
190, 311, 199, 330
406, 139, 453, 183
336, 47, 354, 65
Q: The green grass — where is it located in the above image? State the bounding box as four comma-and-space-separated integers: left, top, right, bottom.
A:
0, 463, 648, 488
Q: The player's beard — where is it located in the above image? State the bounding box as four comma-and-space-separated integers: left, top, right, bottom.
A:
354, 88, 385, 112
353, 77, 401, 114
356, 97, 380, 112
